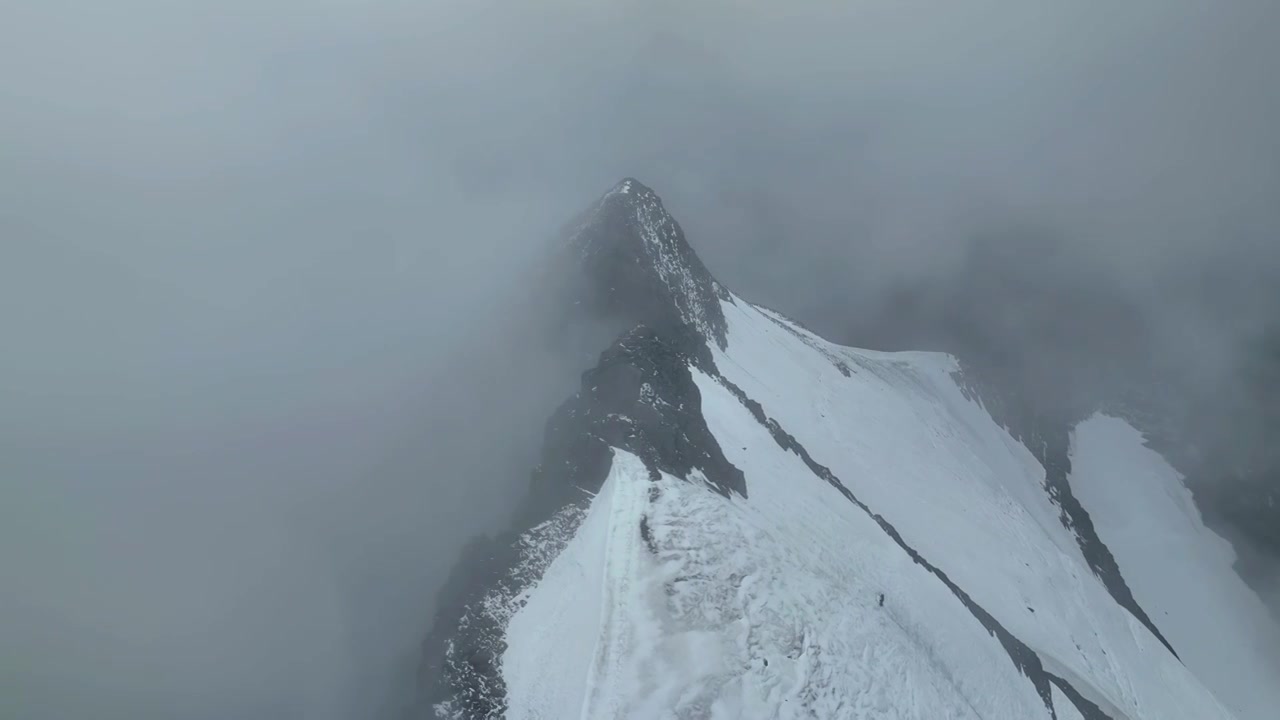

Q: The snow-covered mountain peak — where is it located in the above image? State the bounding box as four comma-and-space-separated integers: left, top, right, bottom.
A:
567, 177, 729, 350
419, 181, 1280, 720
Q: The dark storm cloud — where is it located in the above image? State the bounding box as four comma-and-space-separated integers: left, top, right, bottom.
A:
4, 1, 1279, 717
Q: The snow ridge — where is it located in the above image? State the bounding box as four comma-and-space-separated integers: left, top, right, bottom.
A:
420, 324, 745, 715
430, 504, 589, 720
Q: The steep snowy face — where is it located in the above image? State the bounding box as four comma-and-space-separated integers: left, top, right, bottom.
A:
1069, 415, 1280, 720
418, 180, 1277, 720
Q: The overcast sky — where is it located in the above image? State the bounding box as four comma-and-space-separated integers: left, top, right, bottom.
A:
3, 2, 1279, 718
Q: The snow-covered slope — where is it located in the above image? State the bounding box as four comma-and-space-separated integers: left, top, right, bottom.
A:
1070, 414, 1280, 720
419, 179, 1277, 719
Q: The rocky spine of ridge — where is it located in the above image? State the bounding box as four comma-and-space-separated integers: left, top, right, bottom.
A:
566, 178, 730, 356
417, 180, 743, 719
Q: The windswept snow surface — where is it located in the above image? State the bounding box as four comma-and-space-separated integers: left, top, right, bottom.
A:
498, 295, 1246, 719
1070, 414, 1280, 720
505, 448, 1047, 718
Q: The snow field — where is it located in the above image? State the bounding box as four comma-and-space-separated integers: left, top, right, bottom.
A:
499, 295, 1261, 719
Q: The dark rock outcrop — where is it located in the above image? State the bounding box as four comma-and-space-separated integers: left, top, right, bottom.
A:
566, 178, 730, 353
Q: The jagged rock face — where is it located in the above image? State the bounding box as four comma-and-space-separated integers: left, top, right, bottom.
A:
418, 178, 1277, 720
566, 179, 729, 353
567, 326, 745, 498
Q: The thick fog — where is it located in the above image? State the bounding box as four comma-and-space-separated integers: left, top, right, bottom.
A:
4, 1, 1279, 718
